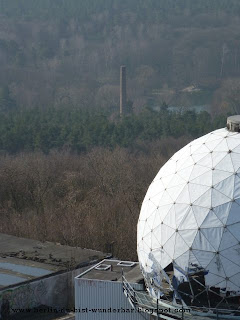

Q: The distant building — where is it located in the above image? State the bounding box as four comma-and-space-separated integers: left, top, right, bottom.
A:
181, 85, 201, 93
152, 104, 209, 113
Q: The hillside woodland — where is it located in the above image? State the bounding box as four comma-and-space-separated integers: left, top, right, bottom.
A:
1, 0, 240, 112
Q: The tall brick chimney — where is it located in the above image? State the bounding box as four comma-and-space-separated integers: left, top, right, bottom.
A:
120, 65, 126, 116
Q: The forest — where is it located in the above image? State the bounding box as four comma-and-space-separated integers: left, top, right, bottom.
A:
0, 0, 238, 259
0, 106, 226, 154
0, 105, 227, 259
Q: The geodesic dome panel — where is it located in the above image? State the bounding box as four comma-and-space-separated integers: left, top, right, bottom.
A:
137, 128, 240, 307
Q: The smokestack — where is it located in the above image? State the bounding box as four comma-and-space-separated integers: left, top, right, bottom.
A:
120, 65, 126, 116
227, 115, 240, 132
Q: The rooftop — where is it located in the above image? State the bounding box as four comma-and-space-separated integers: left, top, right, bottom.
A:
76, 259, 144, 284
0, 233, 108, 289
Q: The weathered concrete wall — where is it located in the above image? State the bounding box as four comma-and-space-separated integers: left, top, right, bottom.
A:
0, 265, 89, 314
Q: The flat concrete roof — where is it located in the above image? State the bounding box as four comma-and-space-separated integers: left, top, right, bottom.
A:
0, 233, 108, 289
76, 259, 144, 284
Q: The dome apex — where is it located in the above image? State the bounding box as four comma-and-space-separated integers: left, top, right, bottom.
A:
227, 115, 240, 132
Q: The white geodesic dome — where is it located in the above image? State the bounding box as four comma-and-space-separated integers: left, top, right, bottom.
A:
137, 127, 240, 305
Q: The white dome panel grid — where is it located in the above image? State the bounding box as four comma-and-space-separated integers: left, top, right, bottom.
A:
137, 128, 240, 309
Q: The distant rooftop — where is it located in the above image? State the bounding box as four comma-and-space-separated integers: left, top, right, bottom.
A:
0, 233, 108, 289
